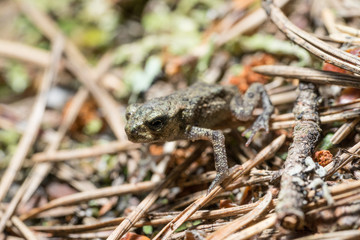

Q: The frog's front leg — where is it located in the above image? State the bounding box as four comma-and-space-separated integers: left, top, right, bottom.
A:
185, 126, 229, 193
230, 83, 274, 146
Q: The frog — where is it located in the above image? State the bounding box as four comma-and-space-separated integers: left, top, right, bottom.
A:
125, 82, 274, 192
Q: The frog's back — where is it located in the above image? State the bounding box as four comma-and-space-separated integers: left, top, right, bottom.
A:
174, 82, 234, 101
175, 82, 235, 128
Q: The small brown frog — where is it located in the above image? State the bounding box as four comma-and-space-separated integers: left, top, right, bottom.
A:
125, 82, 273, 192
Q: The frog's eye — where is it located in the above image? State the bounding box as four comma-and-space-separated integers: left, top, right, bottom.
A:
147, 116, 168, 131
125, 112, 131, 120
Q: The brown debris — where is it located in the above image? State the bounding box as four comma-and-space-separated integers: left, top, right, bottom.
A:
314, 150, 333, 167
120, 232, 150, 240
63, 97, 105, 136
229, 53, 275, 92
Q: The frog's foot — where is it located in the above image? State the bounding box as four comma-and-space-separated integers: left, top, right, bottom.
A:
242, 115, 270, 146
208, 169, 229, 194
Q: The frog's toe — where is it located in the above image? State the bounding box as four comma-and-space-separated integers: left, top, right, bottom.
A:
208, 170, 229, 194
243, 129, 257, 146
242, 116, 269, 145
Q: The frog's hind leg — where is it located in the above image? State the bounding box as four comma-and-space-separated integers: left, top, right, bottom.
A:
185, 126, 229, 193
230, 83, 274, 146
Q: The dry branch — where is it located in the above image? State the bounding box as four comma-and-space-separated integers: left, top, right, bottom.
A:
32, 141, 140, 163
225, 214, 277, 240
271, 108, 360, 130
20, 181, 157, 220
253, 65, 360, 88
11, 216, 38, 240
0, 39, 50, 67
276, 82, 321, 230
330, 118, 360, 144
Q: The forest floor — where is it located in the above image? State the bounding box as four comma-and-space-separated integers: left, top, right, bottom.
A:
1, 0, 360, 239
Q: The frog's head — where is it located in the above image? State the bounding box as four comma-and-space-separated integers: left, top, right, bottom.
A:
125, 99, 183, 143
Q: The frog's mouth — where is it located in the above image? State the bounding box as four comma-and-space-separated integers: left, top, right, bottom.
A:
125, 124, 153, 143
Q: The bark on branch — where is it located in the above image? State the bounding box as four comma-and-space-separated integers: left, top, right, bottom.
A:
276, 82, 321, 230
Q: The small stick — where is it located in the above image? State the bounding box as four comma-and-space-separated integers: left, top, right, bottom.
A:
336, 24, 360, 37
253, 65, 360, 88
331, 118, 360, 144
32, 141, 140, 163
270, 90, 298, 105
271, 108, 360, 130
225, 214, 277, 240
276, 82, 321, 230
329, 33, 360, 44
0, 39, 50, 67
20, 180, 157, 221
321, 8, 339, 35
22, 167, 274, 221
11, 216, 38, 240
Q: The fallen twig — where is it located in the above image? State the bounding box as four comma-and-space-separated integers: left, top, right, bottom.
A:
271, 108, 360, 130
0, 39, 51, 67
11, 216, 38, 240
253, 65, 360, 88
330, 118, 360, 144
32, 141, 140, 163
276, 82, 321, 230
20, 181, 157, 220
225, 214, 277, 240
